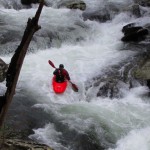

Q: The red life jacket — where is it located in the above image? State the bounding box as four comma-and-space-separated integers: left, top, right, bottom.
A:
54, 68, 70, 82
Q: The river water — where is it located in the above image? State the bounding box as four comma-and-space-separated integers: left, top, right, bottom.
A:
0, 0, 150, 150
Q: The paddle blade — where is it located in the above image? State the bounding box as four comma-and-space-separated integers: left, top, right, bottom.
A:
48, 60, 56, 68
70, 82, 78, 92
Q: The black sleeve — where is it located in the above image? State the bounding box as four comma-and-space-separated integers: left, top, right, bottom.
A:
53, 69, 57, 75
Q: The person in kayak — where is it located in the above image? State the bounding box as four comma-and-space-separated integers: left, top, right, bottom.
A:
53, 64, 70, 83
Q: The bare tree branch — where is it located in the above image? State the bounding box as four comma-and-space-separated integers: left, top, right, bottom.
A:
0, 0, 44, 127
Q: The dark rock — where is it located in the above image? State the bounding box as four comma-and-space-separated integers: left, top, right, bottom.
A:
97, 81, 118, 99
123, 26, 143, 35
121, 28, 149, 42
134, 0, 150, 7
0, 139, 53, 150
132, 4, 141, 17
82, 10, 110, 22
147, 79, 150, 89
21, 0, 41, 5
121, 23, 149, 42
0, 96, 6, 113
123, 4, 141, 17
0, 58, 8, 82
137, 28, 149, 35
122, 23, 136, 33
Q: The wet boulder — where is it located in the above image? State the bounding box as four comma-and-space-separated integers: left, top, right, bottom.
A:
123, 4, 141, 17
121, 28, 149, 42
132, 4, 141, 17
122, 23, 142, 35
134, 0, 150, 7
82, 9, 110, 22
121, 23, 149, 42
131, 58, 150, 90
132, 60, 150, 80
58, 0, 86, 11
96, 79, 119, 99
21, 0, 41, 5
0, 58, 8, 82
82, 2, 122, 22
66, 1, 86, 11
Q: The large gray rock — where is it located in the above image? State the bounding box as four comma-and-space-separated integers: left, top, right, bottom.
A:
0, 58, 8, 82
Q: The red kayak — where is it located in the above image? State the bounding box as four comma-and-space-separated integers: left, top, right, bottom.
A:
52, 76, 68, 94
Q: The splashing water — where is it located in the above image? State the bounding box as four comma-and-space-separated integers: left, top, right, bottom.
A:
0, 0, 150, 150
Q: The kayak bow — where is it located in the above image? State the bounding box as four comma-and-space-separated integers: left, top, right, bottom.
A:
52, 76, 67, 94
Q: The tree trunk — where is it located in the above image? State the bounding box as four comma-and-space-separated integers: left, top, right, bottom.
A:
0, 0, 44, 127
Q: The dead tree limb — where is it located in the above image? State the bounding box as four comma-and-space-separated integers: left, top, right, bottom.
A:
0, 0, 44, 127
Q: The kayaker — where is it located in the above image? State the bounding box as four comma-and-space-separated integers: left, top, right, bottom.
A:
53, 64, 70, 83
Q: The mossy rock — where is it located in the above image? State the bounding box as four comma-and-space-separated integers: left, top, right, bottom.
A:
132, 61, 150, 79
58, 0, 86, 11
66, 1, 86, 11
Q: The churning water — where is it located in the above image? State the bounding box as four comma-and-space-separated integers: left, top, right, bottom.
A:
0, 0, 150, 150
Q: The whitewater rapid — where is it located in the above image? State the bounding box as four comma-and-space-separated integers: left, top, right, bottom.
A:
0, 0, 150, 150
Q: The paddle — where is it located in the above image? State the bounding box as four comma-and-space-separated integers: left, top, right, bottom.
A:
48, 60, 78, 92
